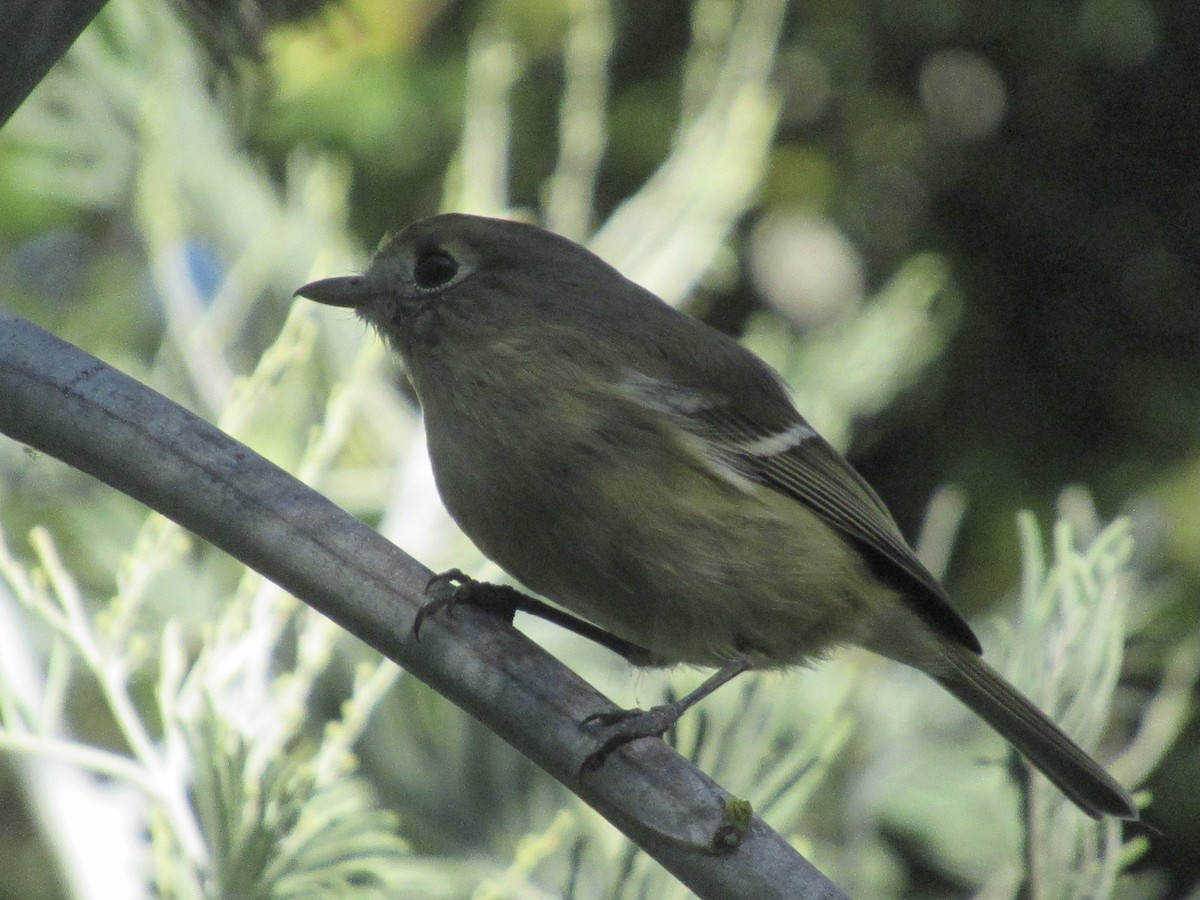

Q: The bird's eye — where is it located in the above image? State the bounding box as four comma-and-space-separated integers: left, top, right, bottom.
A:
413, 248, 460, 289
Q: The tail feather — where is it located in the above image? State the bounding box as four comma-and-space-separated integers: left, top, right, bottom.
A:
934, 644, 1137, 820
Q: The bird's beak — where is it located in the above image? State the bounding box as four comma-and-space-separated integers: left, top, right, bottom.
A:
294, 274, 373, 308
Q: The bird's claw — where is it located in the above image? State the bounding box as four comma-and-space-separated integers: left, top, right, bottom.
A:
413, 568, 521, 638
412, 568, 469, 638
580, 703, 684, 774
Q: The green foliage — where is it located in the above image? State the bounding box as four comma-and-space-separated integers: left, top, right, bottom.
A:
185, 714, 410, 898
1, 0, 1195, 896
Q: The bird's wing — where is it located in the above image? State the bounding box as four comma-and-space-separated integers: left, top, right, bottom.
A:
622, 371, 981, 653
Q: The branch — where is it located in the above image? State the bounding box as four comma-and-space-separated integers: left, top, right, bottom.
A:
0, 0, 108, 127
0, 310, 847, 900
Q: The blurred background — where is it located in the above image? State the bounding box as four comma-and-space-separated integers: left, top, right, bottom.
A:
1, 0, 1197, 897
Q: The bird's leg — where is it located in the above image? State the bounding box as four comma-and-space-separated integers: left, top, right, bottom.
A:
580, 657, 752, 773
416, 569, 658, 665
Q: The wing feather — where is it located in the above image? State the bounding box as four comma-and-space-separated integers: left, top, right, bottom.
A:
623, 373, 982, 653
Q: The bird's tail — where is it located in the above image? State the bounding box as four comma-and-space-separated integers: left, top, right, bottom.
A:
933, 643, 1137, 820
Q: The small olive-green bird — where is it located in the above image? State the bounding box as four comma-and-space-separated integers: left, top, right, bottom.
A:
297, 213, 1137, 820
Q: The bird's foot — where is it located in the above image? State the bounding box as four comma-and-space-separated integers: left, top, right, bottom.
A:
579, 657, 752, 775
414, 568, 523, 637
579, 701, 688, 773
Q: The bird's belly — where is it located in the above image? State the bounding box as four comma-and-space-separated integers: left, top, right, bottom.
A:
570, 509, 883, 668
450, 458, 890, 669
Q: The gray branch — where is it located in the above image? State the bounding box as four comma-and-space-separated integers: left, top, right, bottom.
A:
0, 0, 108, 127
0, 311, 847, 899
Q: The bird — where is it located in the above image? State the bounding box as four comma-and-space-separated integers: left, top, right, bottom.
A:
296, 212, 1138, 820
